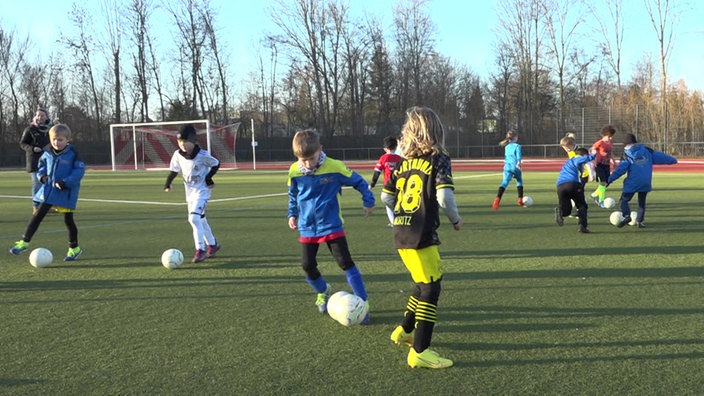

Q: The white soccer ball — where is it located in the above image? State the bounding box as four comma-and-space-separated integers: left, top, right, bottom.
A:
609, 211, 624, 226
522, 196, 534, 207
29, 248, 53, 268
327, 291, 369, 326
629, 211, 638, 226
602, 197, 616, 209
161, 248, 184, 269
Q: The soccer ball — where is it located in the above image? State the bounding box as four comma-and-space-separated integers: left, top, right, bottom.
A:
29, 248, 53, 268
161, 248, 184, 269
327, 291, 369, 326
629, 211, 638, 226
601, 197, 616, 209
521, 196, 534, 207
609, 211, 624, 226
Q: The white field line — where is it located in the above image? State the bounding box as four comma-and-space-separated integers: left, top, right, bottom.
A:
0, 173, 497, 206
1, 173, 498, 238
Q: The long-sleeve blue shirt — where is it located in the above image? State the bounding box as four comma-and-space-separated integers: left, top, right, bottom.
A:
607, 143, 677, 193
288, 157, 375, 238
556, 154, 595, 186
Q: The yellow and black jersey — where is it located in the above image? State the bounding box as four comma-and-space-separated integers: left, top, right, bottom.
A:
382, 150, 454, 249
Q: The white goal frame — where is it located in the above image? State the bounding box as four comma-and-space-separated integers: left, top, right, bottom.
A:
109, 120, 239, 171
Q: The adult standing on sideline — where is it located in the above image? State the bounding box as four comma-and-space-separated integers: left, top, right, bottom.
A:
20, 107, 52, 213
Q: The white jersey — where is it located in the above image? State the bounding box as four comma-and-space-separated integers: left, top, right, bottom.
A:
169, 148, 220, 203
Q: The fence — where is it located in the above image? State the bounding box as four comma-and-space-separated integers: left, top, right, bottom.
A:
239, 142, 704, 164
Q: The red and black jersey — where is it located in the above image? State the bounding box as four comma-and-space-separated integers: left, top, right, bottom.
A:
382, 150, 454, 249
372, 152, 404, 186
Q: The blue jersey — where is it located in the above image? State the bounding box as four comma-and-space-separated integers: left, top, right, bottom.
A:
503, 141, 522, 171
607, 144, 677, 193
556, 154, 595, 186
34, 145, 86, 210
288, 156, 375, 238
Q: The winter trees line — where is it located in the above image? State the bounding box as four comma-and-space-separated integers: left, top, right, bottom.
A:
1, 0, 701, 166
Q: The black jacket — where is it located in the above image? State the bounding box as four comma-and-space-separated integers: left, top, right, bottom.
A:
19, 123, 51, 172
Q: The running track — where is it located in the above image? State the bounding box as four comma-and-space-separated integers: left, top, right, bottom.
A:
232, 159, 704, 173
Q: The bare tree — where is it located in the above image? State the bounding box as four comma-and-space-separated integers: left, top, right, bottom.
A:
147, 31, 166, 120
644, 0, 679, 149
335, 4, 373, 136
487, 43, 516, 136
392, 0, 436, 108
62, 3, 103, 128
201, 3, 229, 122
166, 0, 208, 119
102, 0, 123, 123
0, 27, 31, 132
592, 0, 624, 94
367, 17, 394, 134
543, 0, 588, 134
269, 0, 348, 136
126, 0, 153, 122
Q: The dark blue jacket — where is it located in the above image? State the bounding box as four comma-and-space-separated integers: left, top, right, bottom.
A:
34, 145, 86, 209
607, 143, 677, 193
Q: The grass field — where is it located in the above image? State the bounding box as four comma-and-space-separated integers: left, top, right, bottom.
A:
1, 168, 702, 395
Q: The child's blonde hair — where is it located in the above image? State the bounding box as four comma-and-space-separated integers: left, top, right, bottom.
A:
292, 129, 321, 158
560, 134, 576, 150
399, 106, 445, 158
49, 123, 72, 139
499, 130, 518, 147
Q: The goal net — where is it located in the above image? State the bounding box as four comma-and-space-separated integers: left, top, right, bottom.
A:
109, 120, 240, 170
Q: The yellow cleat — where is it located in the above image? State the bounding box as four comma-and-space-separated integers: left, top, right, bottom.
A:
390, 326, 413, 347
407, 348, 453, 369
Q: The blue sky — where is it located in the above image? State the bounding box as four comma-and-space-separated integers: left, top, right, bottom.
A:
2, 0, 703, 92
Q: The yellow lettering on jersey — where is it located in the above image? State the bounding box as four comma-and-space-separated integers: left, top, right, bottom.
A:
396, 158, 431, 175
393, 215, 412, 225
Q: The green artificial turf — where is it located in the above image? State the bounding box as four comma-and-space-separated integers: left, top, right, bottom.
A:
1, 169, 702, 395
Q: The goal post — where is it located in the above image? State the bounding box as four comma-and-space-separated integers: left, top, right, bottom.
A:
109, 120, 240, 171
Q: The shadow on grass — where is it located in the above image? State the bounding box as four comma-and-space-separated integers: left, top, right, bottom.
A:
445, 244, 704, 260
448, 350, 704, 369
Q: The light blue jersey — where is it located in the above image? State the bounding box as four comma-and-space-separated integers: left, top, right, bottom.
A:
500, 141, 523, 188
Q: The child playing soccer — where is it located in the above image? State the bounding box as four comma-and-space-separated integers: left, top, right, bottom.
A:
492, 130, 525, 210
605, 133, 677, 228
555, 148, 596, 233
590, 125, 616, 205
287, 130, 375, 321
381, 106, 462, 369
10, 123, 86, 261
164, 124, 221, 263
369, 136, 403, 226
560, 133, 591, 217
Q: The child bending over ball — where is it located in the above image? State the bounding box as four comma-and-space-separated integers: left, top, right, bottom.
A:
555, 147, 595, 233
605, 133, 677, 228
287, 130, 375, 322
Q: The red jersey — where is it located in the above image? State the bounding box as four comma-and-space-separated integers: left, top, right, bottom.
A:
591, 139, 613, 165
373, 152, 403, 185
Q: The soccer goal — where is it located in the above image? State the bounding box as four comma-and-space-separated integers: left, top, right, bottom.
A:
109, 120, 240, 171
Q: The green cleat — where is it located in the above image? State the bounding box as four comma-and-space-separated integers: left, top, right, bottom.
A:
64, 246, 83, 261
9, 240, 30, 255
407, 348, 453, 369
390, 326, 413, 347
315, 283, 332, 313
